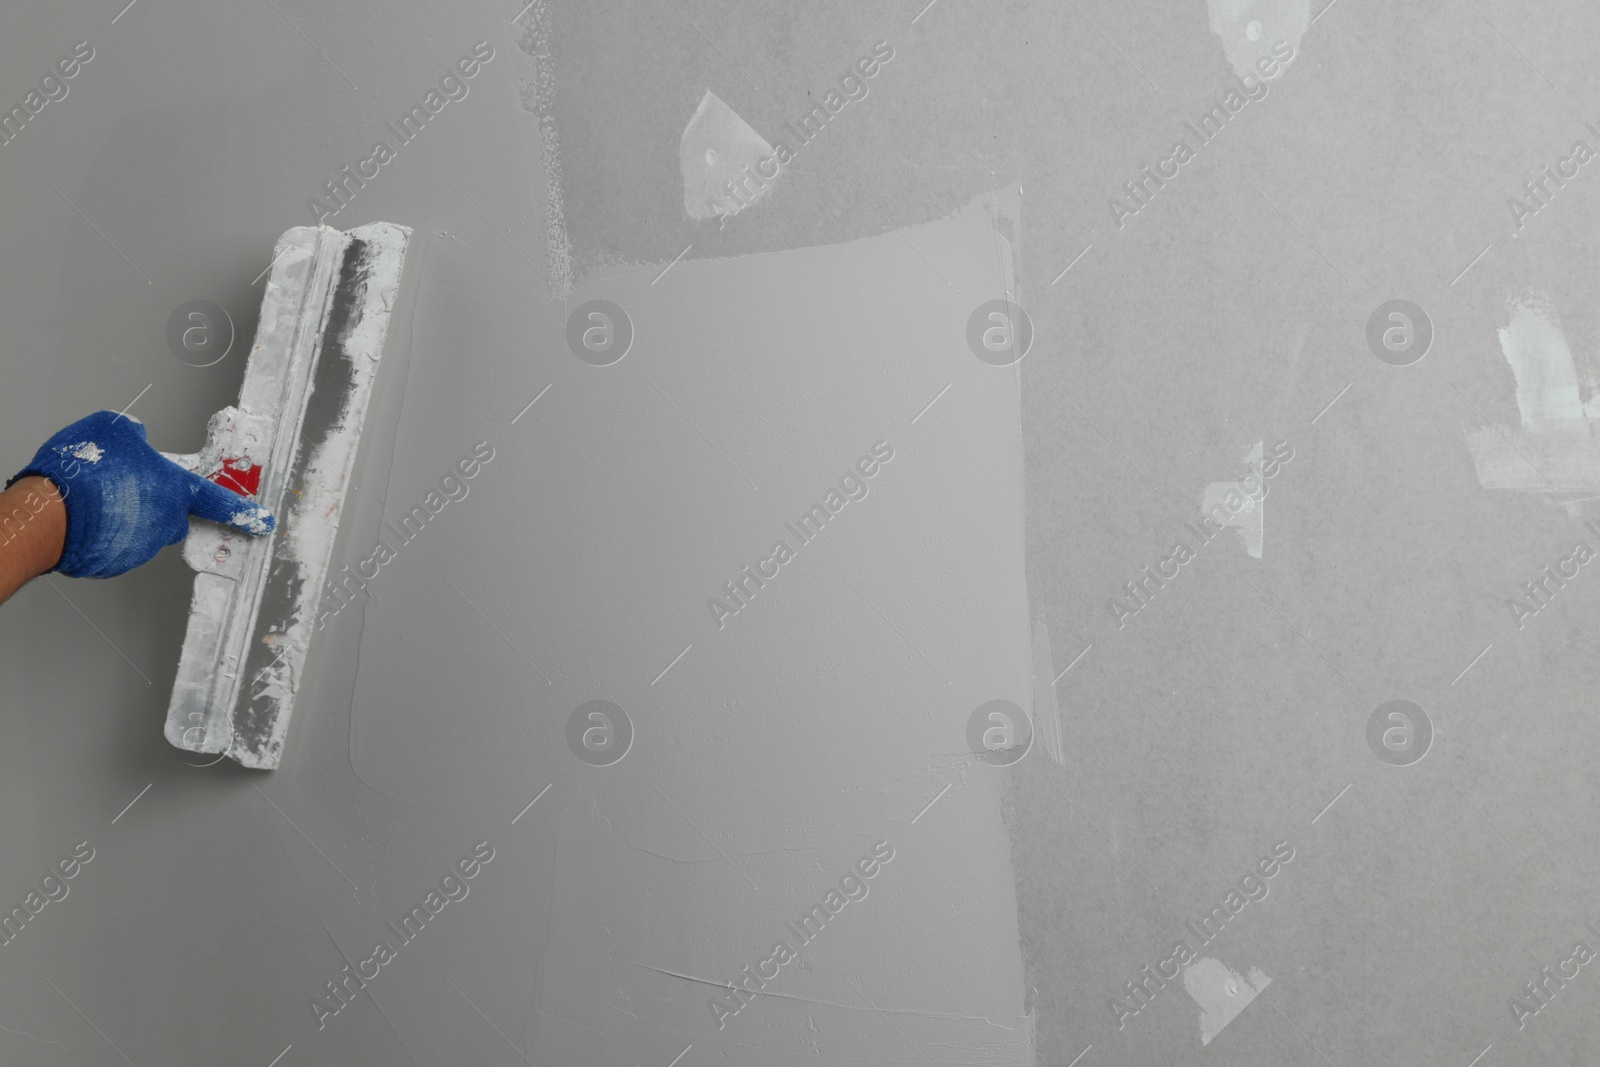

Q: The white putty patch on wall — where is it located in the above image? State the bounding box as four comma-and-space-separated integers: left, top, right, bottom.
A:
1208, 0, 1309, 79
1183, 957, 1271, 1045
1466, 295, 1600, 510
680, 90, 778, 221
1201, 441, 1266, 559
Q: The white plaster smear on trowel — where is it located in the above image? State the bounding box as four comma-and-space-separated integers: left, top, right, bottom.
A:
1183, 957, 1270, 1045
1208, 0, 1309, 78
230, 507, 273, 536
680, 90, 778, 220
1466, 295, 1600, 508
271, 233, 411, 664
1201, 441, 1265, 558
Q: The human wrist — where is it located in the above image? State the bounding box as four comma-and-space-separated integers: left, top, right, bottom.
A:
3, 476, 67, 577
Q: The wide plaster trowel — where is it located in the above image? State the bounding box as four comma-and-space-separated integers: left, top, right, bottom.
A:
162, 222, 411, 769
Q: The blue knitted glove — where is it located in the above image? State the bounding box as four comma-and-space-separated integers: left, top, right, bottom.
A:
7, 410, 276, 579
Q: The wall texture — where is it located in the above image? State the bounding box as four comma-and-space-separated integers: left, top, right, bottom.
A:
0, 3, 1033, 1065
4, 0, 1600, 1065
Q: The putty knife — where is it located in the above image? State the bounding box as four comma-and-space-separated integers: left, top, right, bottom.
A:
162, 222, 411, 769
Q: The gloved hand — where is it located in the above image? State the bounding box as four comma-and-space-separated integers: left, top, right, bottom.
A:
6, 410, 275, 579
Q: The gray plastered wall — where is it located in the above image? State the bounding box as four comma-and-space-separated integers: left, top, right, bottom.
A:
2, 0, 1599, 1065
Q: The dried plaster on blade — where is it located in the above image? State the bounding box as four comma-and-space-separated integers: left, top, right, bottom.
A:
245, 230, 408, 764
165, 227, 324, 759
1208, 0, 1309, 78
1466, 294, 1600, 510
680, 90, 778, 221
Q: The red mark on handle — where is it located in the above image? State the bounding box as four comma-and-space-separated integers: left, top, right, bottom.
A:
209, 457, 262, 498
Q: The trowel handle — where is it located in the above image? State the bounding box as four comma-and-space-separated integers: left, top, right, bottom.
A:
169, 408, 277, 578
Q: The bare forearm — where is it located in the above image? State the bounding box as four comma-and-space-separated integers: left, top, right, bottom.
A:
0, 476, 66, 604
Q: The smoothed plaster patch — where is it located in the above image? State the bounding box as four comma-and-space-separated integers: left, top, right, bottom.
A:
680, 90, 778, 221
1183, 956, 1271, 1045
1465, 294, 1600, 509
